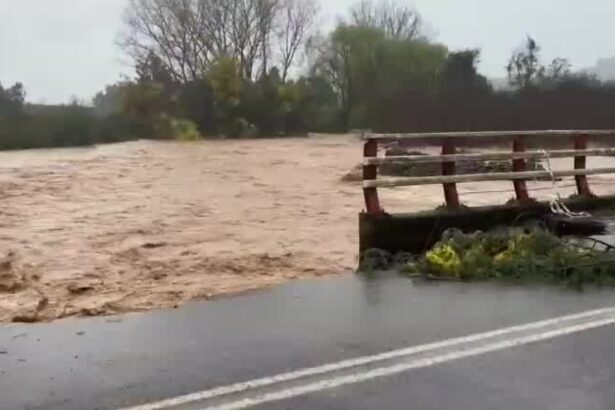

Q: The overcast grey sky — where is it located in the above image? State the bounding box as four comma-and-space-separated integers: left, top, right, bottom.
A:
0, 0, 613, 104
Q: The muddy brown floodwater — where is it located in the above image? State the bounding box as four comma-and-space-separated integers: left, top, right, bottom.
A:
1, 134, 615, 323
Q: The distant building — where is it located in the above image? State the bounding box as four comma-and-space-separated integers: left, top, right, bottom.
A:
590, 57, 615, 81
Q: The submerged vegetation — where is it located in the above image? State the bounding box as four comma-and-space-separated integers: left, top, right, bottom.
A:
360, 228, 615, 289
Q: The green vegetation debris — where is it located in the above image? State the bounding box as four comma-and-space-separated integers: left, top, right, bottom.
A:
360, 228, 615, 289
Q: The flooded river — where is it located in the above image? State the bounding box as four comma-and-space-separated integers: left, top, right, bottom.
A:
1, 135, 614, 322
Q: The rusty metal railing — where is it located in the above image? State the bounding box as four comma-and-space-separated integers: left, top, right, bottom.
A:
362, 130, 615, 215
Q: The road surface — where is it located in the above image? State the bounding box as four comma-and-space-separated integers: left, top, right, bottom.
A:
3, 274, 615, 410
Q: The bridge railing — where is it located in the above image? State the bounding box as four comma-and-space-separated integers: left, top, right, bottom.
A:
362, 130, 615, 215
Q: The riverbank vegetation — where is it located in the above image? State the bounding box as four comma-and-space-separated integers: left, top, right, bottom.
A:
3, 0, 615, 150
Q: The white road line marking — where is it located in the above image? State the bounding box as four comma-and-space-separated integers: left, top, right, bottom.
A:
120, 307, 615, 410
206, 315, 615, 410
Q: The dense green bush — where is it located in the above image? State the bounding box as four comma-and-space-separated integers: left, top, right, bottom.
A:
0, 106, 98, 150
155, 116, 201, 141
93, 114, 143, 143
222, 118, 259, 139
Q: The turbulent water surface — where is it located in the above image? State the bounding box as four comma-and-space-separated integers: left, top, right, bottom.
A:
1, 135, 614, 322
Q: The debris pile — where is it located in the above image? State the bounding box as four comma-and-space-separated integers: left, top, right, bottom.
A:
380, 148, 547, 177
342, 147, 547, 182
360, 228, 615, 288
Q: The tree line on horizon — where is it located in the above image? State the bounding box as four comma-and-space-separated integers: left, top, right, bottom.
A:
2, 0, 615, 150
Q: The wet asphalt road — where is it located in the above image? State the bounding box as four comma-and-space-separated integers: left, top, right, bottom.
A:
3, 274, 615, 410
260, 324, 615, 410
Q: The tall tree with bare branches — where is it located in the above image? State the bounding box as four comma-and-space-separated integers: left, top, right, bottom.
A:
121, 0, 315, 82
276, 0, 318, 81
121, 0, 205, 83
349, 0, 423, 41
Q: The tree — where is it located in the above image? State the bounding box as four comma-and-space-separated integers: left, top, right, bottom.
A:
121, 0, 314, 82
209, 57, 244, 108
122, 0, 203, 83
121, 81, 168, 131
208, 56, 245, 133
255, 0, 281, 78
507, 37, 573, 90
311, 25, 382, 127
538, 57, 572, 87
507, 37, 542, 89
349, 0, 424, 41
93, 83, 130, 117
237, 68, 282, 135
311, 23, 445, 129
276, 0, 319, 81
0, 82, 25, 117
295, 75, 342, 131
440, 50, 491, 94
176, 78, 216, 134
136, 51, 177, 85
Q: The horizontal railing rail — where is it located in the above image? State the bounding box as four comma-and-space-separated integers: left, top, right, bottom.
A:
361, 130, 615, 215
364, 168, 615, 188
364, 129, 615, 142
363, 148, 615, 166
